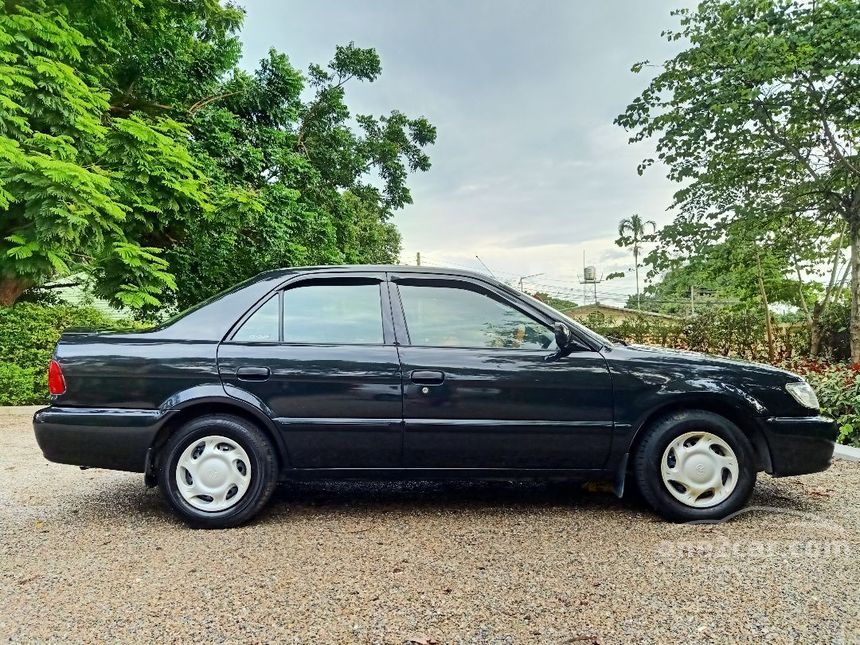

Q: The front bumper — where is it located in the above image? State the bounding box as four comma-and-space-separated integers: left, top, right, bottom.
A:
760, 415, 838, 477
33, 406, 174, 473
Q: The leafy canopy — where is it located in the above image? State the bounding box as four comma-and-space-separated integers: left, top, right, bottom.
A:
0, 1, 436, 311
616, 0, 858, 352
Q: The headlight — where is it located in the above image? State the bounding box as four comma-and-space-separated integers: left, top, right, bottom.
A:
786, 381, 819, 410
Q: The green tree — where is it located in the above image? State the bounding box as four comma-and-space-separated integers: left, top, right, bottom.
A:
616, 213, 656, 310
638, 211, 848, 356
1, 2, 436, 311
616, 0, 860, 358
0, 2, 210, 307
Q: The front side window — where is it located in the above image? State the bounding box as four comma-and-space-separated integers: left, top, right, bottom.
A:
283, 283, 383, 344
398, 284, 553, 349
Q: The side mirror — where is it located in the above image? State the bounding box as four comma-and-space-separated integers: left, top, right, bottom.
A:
553, 322, 572, 350
546, 322, 587, 362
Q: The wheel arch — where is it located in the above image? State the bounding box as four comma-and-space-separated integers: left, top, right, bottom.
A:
146, 396, 289, 485
626, 395, 773, 474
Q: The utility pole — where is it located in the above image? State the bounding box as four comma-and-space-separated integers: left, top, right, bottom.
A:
690, 285, 695, 316
416, 252, 421, 266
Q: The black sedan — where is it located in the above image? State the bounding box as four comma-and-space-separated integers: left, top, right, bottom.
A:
34, 265, 837, 528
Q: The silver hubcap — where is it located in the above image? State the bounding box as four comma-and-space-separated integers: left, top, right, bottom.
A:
175, 435, 252, 512
660, 431, 739, 508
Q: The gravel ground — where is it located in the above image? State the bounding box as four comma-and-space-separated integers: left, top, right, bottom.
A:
1, 406, 859, 644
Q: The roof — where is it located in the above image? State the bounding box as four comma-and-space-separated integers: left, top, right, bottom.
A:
566, 303, 681, 320
260, 264, 490, 280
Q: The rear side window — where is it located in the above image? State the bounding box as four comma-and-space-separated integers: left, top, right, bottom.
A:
398, 284, 552, 349
233, 283, 384, 344
283, 283, 383, 344
233, 294, 279, 342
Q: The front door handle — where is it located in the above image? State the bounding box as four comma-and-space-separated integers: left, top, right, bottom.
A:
236, 366, 271, 381
411, 370, 445, 386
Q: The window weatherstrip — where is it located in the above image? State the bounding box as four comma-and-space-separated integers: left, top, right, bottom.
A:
277, 290, 284, 343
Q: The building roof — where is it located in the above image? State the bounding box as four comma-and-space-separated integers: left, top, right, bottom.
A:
566, 303, 681, 320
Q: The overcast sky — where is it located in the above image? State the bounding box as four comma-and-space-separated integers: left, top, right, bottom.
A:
240, 1, 689, 306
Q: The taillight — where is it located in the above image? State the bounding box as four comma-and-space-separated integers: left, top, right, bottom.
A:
48, 360, 66, 395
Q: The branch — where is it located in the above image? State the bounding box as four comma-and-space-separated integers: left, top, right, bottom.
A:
109, 100, 173, 115
820, 221, 847, 315
799, 72, 860, 177
296, 73, 355, 151
187, 92, 240, 115
754, 100, 822, 182
793, 256, 812, 325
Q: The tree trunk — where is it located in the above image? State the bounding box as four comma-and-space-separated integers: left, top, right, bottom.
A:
806, 300, 823, 359
850, 216, 860, 363
0, 276, 32, 306
634, 246, 640, 310
809, 320, 823, 359
754, 248, 775, 363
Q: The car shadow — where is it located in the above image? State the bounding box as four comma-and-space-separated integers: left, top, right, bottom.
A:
43, 472, 833, 529
258, 478, 646, 524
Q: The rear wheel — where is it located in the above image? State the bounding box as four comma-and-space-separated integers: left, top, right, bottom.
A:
158, 415, 277, 528
633, 410, 756, 522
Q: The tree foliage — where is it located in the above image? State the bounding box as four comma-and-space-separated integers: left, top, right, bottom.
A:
616, 0, 859, 357
0, 1, 436, 311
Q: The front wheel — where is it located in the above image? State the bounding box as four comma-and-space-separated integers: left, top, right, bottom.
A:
633, 410, 757, 522
157, 414, 277, 529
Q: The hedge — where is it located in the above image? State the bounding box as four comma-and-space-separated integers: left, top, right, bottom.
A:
578, 310, 806, 362
789, 362, 860, 447
0, 303, 138, 405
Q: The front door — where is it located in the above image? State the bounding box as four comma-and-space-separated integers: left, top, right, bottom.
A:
218, 274, 402, 469
390, 275, 613, 470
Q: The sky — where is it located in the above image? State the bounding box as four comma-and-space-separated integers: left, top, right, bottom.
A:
239, 1, 690, 307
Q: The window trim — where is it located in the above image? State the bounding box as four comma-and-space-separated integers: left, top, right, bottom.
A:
390, 276, 555, 351
226, 274, 393, 346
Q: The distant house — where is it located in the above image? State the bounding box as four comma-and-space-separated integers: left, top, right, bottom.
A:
48, 277, 128, 320
564, 303, 680, 323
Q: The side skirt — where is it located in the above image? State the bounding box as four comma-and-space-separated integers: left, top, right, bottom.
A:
278, 468, 613, 482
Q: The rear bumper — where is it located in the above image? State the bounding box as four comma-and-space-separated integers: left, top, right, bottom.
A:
760, 415, 838, 477
33, 406, 174, 473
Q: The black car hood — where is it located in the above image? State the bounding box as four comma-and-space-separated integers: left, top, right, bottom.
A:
611, 343, 799, 379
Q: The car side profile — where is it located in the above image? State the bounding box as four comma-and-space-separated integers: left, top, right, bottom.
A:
34, 265, 837, 528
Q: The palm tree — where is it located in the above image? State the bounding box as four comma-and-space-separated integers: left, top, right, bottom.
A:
616, 214, 656, 310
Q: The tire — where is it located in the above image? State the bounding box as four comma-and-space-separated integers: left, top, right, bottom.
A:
633, 410, 756, 522
157, 414, 278, 529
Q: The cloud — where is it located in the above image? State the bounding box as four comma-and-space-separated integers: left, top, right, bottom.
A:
239, 0, 691, 303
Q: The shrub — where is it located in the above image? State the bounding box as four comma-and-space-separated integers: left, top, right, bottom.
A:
0, 303, 138, 405
791, 362, 860, 447
0, 363, 39, 405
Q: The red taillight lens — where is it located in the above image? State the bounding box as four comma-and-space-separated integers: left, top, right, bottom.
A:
48, 360, 65, 395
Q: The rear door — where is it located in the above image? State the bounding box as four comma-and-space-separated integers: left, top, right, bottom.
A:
218, 272, 402, 469
390, 274, 613, 470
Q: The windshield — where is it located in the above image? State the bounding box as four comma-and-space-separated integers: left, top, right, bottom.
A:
512, 289, 614, 348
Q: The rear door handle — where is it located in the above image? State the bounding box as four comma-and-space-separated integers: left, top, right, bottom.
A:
236, 366, 271, 381
410, 370, 445, 386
